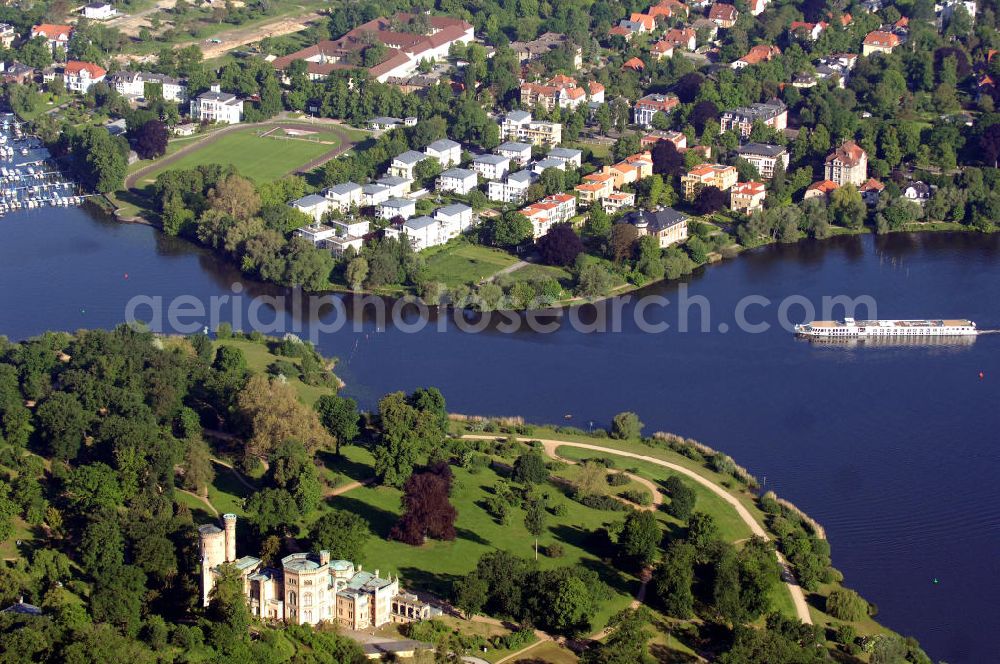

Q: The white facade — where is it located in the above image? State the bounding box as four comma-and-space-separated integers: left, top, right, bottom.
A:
546, 147, 582, 169
291, 194, 331, 223
389, 151, 426, 179
497, 141, 533, 166
471, 154, 510, 181
64, 62, 106, 93
424, 139, 461, 167
323, 182, 363, 212
378, 197, 416, 220
499, 111, 562, 147
385, 203, 474, 250
110, 71, 187, 102
375, 175, 412, 198
361, 184, 392, 207
436, 168, 478, 195
294, 223, 338, 245
83, 2, 117, 19
190, 85, 243, 124
487, 170, 538, 204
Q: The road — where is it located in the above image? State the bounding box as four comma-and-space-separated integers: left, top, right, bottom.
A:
462, 434, 813, 625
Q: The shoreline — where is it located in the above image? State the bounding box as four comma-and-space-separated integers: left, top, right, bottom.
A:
103, 198, 996, 311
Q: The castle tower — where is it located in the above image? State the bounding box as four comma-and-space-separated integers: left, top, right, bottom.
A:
223, 513, 237, 563
198, 521, 227, 607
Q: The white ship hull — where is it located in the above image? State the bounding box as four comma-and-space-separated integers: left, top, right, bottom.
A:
794, 318, 977, 339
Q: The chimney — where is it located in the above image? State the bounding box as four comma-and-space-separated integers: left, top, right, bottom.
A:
222, 513, 237, 563
319, 550, 330, 566
210, 84, 221, 93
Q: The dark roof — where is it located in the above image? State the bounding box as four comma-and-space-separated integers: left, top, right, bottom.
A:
625, 207, 688, 232
737, 142, 787, 157
1, 600, 42, 616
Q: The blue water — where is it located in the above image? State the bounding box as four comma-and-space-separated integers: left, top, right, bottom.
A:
1, 206, 998, 662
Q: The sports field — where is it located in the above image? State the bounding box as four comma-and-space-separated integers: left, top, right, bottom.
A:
136, 125, 357, 185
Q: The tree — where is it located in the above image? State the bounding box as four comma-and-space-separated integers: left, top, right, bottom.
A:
580, 608, 653, 664
618, 510, 660, 567
651, 140, 684, 176
574, 461, 606, 498
90, 565, 147, 637
826, 588, 868, 622
664, 476, 696, 520
35, 392, 91, 461
389, 463, 458, 545
454, 573, 489, 618
72, 127, 128, 193
653, 542, 696, 618
374, 391, 433, 487
537, 223, 584, 266
310, 509, 371, 562
980, 123, 1000, 167
208, 174, 260, 221
576, 261, 614, 298
695, 186, 727, 214
513, 451, 548, 485
132, 120, 168, 159
528, 567, 603, 635
246, 488, 300, 534
64, 463, 123, 514
523, 498, 546, 559
584, 206, 612, 241
345, 256, 368, 289
713, 537, 781, 624
611, 411, 643, 439
315, 394, 360, 455
686, 511, 720, 560
829, 184, 866, 228
207, 564, 252, 652
609, 223, 638, 262
488, 212, 533, 249
237, 374, 333, 457
270, 440, 322, 514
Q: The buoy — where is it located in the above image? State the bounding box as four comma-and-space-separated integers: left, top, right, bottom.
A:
124, 273, 128, 279
979, 371, 985, 380
563, 414, 572, 420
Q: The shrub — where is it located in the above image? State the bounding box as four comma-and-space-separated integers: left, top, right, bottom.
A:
664, 476, 696, 520
834, 623, 857, 646
607, 472, 630, 487
543, 543, 565, 558
621, 489, 652, 506
826, 588, 869, 622
580, 494, 629, 511
611, 411, 643, 439
550, 503, 568, 517
215, 322, 233, 339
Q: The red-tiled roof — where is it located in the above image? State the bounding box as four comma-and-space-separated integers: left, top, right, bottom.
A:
65, 61, 107, 78
31, 24, 72, 39
623, 57, 645, 70
826, 140, 866, 166
863, 31, 900, 48
708, 4, 738, 21
807, 180, 840, 194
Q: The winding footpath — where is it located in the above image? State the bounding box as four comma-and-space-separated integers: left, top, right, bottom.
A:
462, 435, 813, 626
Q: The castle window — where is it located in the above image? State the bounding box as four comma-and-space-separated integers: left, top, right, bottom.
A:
289, 591, 297, 606
303, 592, 313, 607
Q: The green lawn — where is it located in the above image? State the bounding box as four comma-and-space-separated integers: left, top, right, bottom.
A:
207, 461, 253, 516
323, 456, 638, 631
423, 242, 521, 287
214, 338, 340, 407
552, 446, 754, 544
136, 127, 336, 185
502, 262, 574, 286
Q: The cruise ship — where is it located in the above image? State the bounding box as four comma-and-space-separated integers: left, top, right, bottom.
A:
794, 318, 978, 339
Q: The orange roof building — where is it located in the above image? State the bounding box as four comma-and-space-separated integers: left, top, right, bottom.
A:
731, 44, 781, 68
623, 57, 646, 71
708, 3, 739, 27
804, 180, 840, 200
862, 31, 901, 55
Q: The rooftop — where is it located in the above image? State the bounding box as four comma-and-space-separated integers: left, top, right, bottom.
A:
737, 142, 787, 157
394, 150, 426, 165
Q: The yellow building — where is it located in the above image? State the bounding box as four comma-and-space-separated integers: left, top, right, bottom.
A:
681, 163, 738, 200
730, 181, 766, 213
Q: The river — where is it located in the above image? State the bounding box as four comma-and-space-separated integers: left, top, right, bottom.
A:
1, 204, 998, 662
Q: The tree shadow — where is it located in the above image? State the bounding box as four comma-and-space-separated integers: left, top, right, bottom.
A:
576, 555, 635, 599
454, 526, 489, 546
397, 565, 462, 598
326, 494, 399, 539
316, 449, 372, 483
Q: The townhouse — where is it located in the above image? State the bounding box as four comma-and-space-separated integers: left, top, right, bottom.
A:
729, 181, 766, 213
633, 93, 681, 127
681, 163, 738, 199
735, 143, 789, 179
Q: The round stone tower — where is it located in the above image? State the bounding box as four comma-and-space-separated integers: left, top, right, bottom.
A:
223, 513, 237, 563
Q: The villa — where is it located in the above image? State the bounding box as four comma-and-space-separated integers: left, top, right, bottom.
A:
190, 85, 243, 124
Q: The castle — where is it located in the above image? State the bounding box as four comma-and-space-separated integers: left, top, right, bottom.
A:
198, 514, 433, 629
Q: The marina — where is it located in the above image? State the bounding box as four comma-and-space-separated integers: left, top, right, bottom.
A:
0, 113, 85, 216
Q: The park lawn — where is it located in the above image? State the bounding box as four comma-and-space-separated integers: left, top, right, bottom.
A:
137, 127, 334, 185
0, 516, 33, 561
807, 582, 890, 638
323, 463, 638, 631
211, 338, 340, 407
174, 489, 218, 524
207, 461, 253, 516
423, 242, 521, 287
425, 616, 540, 663
553, 446, 753, 544
502, 262, 574, 286
507, 640, 579, 663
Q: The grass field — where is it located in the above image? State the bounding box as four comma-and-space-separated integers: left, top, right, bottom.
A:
136, 126, 340, 185
502, 262, 574, 286
423, 242, 522, 287
323, 446, 638, 631
213, 338, 340, 407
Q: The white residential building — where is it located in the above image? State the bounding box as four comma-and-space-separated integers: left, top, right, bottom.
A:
385, 203, 475, 251
471, 154, 510, 181
546, 147, 582, 169
369, 116, 417, 130
290, 194, 331, 223
82, 2, 117, 20
326, 217, 370, 256
30, 24, 72, 55
499, 111, 562, 147
735, 143, 789, 179
389, 151, 426, 180
424, 139, 461, 167
375, 175, 412, 198
323, 182, 363, 212
108, 71, 188, 102
190, 85, 243, 124
532, 157, 566, 174
63, 61, 107, 93
294, 223, 338, 246
378, 197, 416, 220
436, 168, 478, 195
496, 141, 533, 166
520, 193, 576, 238
434, 203, 473, 232
487, 170, 539, 204
361, 184, 392, 207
